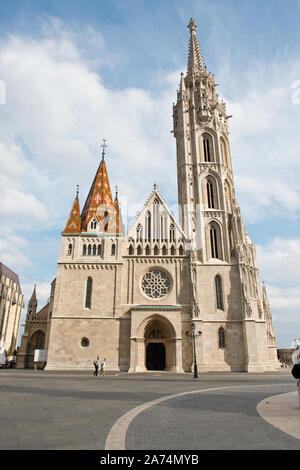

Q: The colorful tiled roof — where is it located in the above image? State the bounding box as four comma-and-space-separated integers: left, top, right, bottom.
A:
62, 195, 81, 234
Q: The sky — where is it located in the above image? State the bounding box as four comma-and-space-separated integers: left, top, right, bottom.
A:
0, 0, 300, 348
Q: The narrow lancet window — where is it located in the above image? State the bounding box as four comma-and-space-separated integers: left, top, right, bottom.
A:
85, 277, 92, 308
215, 275, 224, 310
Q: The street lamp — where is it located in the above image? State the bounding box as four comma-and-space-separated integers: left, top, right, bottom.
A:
185, 322, 202, 378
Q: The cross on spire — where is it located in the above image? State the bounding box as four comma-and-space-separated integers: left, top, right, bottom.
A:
101, 139, 107, 160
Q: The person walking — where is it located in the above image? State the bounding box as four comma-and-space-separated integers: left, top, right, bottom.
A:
99, 358, 106, 376
93, 357, 99, 376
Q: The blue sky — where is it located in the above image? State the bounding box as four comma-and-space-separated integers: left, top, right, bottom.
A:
0, 0, 300, 348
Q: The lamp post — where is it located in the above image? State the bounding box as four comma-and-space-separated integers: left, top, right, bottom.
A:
186, 322, 202, 378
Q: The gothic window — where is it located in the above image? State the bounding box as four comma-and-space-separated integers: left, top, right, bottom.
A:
88, 244, 92, 256
206, 178, 217, 209
97, 244, 102, 256
170, 223, 175, 242
111, 244, 116, 255
153, 200, 159, 241
203, 137, 211, 162
93, 244, 96, 256
171, 245, 175, 256
145, 245, 150, 255
129, 245, 134, 255
145, 212, 151, 241
218, 328, 225, 349
215, 275, 224, 310
154, 245, 159, 255
137, 245, 142, 255
83, 244, 87, 256
141, 270, 170, 299
85, 277, 92, 308
136, 224, 142, 241
179, 245, 184, 255
67, 244, 72, 256
161, 212, 167, 241
162, 245, 167, 255
209, 223, 222, 260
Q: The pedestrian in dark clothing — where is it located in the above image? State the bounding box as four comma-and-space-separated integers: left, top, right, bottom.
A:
93, 357, 99, 376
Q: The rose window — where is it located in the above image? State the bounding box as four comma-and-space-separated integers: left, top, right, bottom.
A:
141, 270, 170, 299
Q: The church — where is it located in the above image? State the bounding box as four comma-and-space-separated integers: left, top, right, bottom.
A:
18, 19, 279, 373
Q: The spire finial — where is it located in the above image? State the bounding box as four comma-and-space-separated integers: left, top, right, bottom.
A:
101, 139, 107, 160
187, 18, 206, 76
153, 182, 158, 191
76, 184, 79, 198
188, 18, 197, 33
115, 185, 118, 200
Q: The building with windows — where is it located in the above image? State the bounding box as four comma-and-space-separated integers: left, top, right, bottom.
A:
0, 262, 24, 355
19, 19, 279, 372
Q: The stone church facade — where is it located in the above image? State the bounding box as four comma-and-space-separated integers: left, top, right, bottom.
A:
19, 19, 279, 372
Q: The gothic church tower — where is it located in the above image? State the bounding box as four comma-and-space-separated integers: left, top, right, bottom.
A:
173, 19, 279, 371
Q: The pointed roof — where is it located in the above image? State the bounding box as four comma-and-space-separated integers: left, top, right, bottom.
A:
127, 183, 187, 241
80, 150, 115, 233
187, 18, 206, 77
62, 190, 81, 234
113, 188, 123, 235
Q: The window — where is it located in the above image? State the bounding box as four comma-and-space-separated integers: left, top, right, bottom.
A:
136, 224, 142, 241
161, 212, 167, 241
170, 223, 175, 242
81, 337, 89, 348
145, 212, 151, 241
85, 277, 92, 308
218, 328, 225, 349
93, 244, 96, 255
88, 244, 92, 256
162, 245, 167, 255
207, 180, 215, 208
67, 244, 72, 256
129, 245, 134, 255
215, 275, 224, 310
171, 245, 175, 256
210, 226, 219, 259
111, 244, 116, 255
179, 245, 184, 255
203, 137, 211, 162
154, 245, 159, 255
137, 245, 142, 255
141, 270, 170, 299
145, 245, 150, 255
97, 244, 102, 256
83, 244, 87, 256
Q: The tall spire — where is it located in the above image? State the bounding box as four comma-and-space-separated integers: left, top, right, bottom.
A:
62, 187, 81, 234
81, 143, 115, 233
187, 18, 206, 77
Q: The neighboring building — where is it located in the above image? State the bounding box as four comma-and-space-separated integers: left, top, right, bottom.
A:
0, 262, 24, 354
22, 19, 279, 372
277, 349, 293, 366
17, 281, 55, 369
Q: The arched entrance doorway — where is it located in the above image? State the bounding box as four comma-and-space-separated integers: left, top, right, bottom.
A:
146, 343, 165, 370
143, 317, 174, 371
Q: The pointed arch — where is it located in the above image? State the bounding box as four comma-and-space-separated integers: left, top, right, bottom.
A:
161, 211, 168, 241
145, 245, 151, 255
145, 211, 151, 241
154, 245, 159, 255
85, 277, 93, 308
218, 327, 225, 349
111, 243, 116, 256
137, 245, 142, 255
215, 275, 224, 310
205, 175, 219, 209
82, 244, 87, 256
88, 244, 92, 256
97, 244, 102, 256
129, 245, 134, 255
208, 221, 223, 260
201, 132, 215, 162
162, 245, 167, 255
92, 244, 97, 255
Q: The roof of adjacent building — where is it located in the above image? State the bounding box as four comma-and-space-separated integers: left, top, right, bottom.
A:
0, 262, 22, 294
